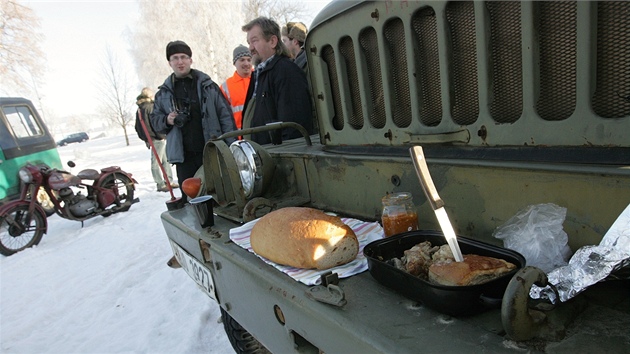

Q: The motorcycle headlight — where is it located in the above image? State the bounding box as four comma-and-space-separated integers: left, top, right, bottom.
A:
18, 167, 33, 183
230, 140, 263, 199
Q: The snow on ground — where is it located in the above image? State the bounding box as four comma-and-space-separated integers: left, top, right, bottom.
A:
0, 134, 233, 353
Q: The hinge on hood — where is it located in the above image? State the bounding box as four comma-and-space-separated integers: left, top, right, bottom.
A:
305, 271, 346, 307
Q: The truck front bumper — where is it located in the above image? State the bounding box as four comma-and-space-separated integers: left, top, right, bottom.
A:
161, 204, 630, 354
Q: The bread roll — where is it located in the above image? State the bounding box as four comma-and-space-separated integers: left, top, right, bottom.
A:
428, 254, 516, 286
250, 207, 359, 270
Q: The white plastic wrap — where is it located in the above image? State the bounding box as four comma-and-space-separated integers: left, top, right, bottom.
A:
493, 203, 572, 273
530, 203, 630, 303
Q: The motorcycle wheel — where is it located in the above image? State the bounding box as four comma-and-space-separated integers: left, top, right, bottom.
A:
0, 204, 45, 256
221, 307, 271, 354
100, 174, 134, 213
36, 187, 55, 217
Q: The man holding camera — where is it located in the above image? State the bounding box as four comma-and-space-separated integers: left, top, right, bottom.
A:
151, 40, 236, 198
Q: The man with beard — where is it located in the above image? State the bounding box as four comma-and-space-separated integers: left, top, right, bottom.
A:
242, 17, 314, 145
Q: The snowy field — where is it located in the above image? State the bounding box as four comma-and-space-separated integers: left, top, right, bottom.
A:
1, 134, 233, 353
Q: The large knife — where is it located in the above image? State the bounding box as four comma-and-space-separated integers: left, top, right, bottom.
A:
409, 146, 464, 262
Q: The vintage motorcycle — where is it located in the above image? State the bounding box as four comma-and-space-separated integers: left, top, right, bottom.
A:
0, 162, 138, 256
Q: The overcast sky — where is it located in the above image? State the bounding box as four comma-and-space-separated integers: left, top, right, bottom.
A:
23, 1, 136, 117
23, 0, 330, 121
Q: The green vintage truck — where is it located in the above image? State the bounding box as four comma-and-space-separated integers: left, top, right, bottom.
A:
161, 1, 630, 352
0, 97, 62, 215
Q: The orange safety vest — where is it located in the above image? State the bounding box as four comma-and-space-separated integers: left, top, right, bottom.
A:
220, 71, 251, 130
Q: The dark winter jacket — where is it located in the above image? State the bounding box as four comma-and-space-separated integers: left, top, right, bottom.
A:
151, 69, 237, 164
243, 55, 313, 145
135, 99, 164, 144
294, 49, 307, 72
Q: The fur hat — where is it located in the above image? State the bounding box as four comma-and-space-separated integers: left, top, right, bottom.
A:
136, 87, 154, 104
166, 40, 192, 60
232, 45, 251, 64
288, 22, 308, 43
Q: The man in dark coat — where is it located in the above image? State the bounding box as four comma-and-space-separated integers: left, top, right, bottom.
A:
242, 17, 314, 145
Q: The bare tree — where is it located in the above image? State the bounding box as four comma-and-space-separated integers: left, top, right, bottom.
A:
129, 2, 245, 92
0, 0, 45, 95
243, 0, 310, 25
129, 1, 319, 92
97, 45, 135, 146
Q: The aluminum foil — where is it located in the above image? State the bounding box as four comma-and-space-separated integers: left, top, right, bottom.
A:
530, 203, 630, 303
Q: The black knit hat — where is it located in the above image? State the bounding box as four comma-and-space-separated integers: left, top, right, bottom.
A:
166, 40, 192, 60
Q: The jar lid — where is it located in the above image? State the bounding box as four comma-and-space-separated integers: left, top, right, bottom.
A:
382, 192, 413, 204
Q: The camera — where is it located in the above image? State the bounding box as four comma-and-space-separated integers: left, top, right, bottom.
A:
173, 108, 191, 127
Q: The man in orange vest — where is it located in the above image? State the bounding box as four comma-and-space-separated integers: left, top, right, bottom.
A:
220, 45, 253, 130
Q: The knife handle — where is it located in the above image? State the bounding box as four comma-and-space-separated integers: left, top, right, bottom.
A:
409, 146, 444, 211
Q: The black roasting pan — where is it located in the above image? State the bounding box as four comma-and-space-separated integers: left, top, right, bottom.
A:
363, 230, 526, 316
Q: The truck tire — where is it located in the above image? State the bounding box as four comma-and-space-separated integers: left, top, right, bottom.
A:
221, 307, 271, 354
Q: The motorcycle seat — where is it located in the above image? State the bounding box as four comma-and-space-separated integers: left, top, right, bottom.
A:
77, 169, 100, 180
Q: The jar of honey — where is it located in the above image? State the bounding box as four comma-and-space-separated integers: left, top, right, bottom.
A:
381, 192, 419, 237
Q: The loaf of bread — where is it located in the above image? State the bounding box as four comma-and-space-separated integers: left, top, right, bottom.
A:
250, 207, 359, 270
428, 254, 516, 286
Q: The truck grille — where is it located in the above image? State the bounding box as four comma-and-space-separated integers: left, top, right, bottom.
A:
360, 28, 387, 129
446, 1, 479, 126
592, 1, 630, 119
309, 0, 630, 147
536, 1, 577, 121
411, 7, 442, 127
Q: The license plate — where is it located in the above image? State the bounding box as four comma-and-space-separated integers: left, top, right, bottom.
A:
169, 240, 217, 301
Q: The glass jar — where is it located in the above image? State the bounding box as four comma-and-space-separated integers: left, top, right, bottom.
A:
381, 192, 419, 237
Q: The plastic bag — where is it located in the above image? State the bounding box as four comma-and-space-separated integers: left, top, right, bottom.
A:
493, 203, 572, 273
531, 202, 630, 303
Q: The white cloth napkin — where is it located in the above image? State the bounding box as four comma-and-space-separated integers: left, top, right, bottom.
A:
229, 216, 385, 285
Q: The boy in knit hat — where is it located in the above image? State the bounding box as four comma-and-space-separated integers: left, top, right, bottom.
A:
220, 45, 253, 130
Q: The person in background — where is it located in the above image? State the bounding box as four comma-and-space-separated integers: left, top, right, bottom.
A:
242, 17, 313, 145
220, 45, 253, 130
281, 25, 293, 58
150, 40, 236, 198
285, 22, 308, 72
135, 87, 177, 192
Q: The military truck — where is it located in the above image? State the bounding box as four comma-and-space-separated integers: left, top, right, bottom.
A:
161, 1, 630, 352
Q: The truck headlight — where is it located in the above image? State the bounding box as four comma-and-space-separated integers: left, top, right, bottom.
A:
230, 140, 263, 199
18, 167, 33, 183
203, 139, 275, 222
